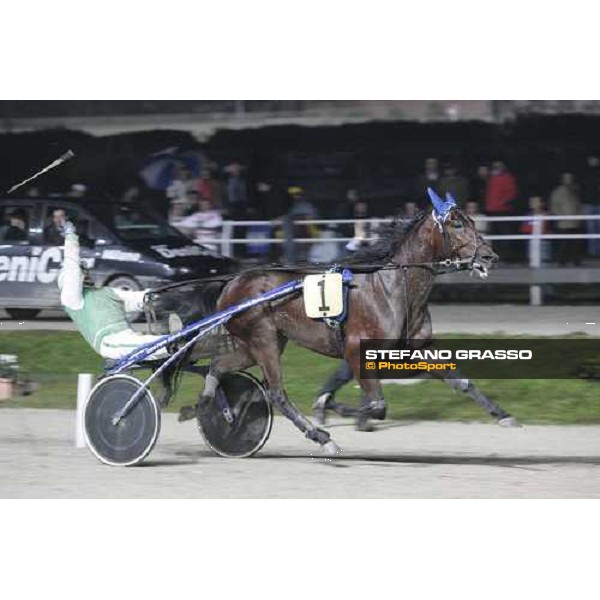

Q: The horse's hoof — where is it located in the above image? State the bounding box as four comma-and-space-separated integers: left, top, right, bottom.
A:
356, 418, 375, 432
370, 408, 386, 421
306, 427, 331, 445
369, 400, 387, 421
498, 416, 522, 428
178, 405, 197, 422
321, 440, 341, 457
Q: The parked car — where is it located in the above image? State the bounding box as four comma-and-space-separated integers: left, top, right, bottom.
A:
0, 197, 237, 319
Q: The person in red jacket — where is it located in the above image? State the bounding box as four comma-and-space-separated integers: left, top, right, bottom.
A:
485, 160, 518, 215
485, 160, 519, 261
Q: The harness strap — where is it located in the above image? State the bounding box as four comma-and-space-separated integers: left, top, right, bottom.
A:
401, 266, 410, 343
324, 318, 346, 356
320, 265, 351, 355
397, 257, 473, 273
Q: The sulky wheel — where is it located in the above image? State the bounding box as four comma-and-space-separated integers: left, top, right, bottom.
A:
84, 374, 161, 467
197, 371, 273, 458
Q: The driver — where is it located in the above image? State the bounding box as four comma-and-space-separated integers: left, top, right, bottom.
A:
58, 221, 181, 361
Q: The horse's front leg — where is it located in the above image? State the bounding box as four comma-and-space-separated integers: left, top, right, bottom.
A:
249, 334, 341, 456
430, 367, 521, 427
411, 310, 520, 426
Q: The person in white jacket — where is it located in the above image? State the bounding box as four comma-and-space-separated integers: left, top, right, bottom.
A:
58, 221, 179, 361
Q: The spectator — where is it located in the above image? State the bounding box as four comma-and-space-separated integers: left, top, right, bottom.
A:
174, 198, 223, 252
345, 199, 371, 253
334, 189, 360, 238
197, 167, 223, 210
122, 184, 141, 203
167, 166, 196, 222
43, 208, 66, 245
290, 186, 319, 263
2, 209, 28, 242
465, 200, 489, 234
224, 161, 250, 219
185, 190, 200, 216
401, 201, 419, 219
581, 155, 600, 256
484, 160, 519, 261
414, 158, 441, 207
287, 186, 319, 223
255, 181, 283, 220
438, 163, 470, 203
520, 196, 551, 264
472, 164, 489, 203
274, 186, 319, 264
549, 172, 584, 266
485, 160, 518, 216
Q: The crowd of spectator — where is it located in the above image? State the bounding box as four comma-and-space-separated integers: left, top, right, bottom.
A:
411, 155, 599, 265
5, 148, 599, 268
157, 153, 600, 266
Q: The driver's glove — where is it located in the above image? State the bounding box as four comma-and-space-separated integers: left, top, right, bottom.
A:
61, 221, 77, 237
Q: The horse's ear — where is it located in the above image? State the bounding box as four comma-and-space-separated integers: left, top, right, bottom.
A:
427, 187, 445, 214
445, 192, 457, 209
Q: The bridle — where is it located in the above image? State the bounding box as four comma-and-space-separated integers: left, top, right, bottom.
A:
395, 208, 484, 276
395, 208, 487, 342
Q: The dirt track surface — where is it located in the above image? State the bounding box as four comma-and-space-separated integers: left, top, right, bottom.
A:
2, 409, 600, 498
2, 304, 599, 335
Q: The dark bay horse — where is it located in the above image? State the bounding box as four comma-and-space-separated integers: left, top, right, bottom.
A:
178, 190, 515, 455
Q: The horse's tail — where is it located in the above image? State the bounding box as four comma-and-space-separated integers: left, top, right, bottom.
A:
149, 277, 233, 329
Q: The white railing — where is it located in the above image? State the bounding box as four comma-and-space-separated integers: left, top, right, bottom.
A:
173, 215, 600, 301
216, 214, 600, 256
197, 215, 600, 306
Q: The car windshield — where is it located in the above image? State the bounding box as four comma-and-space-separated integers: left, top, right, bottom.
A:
91, 204, 187, 242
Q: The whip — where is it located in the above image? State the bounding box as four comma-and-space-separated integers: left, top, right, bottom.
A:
6, 150, 75, 194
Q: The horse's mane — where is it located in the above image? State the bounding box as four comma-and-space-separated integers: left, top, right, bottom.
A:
346, 211, 428, 266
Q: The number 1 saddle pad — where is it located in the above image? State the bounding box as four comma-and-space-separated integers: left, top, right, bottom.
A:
303, 273, 344, 318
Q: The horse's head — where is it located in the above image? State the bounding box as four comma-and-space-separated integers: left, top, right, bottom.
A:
427, 188, 498, 278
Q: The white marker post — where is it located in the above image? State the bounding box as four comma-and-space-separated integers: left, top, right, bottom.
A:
529, 216, 542, 306
75, 373, 93, 448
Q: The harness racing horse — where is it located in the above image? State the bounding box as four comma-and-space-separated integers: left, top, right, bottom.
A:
177, 189, 517, 455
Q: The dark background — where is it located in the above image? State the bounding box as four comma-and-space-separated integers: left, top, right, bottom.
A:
2, 112, 600, 216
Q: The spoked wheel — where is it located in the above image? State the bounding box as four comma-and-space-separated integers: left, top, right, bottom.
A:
84, 374, 161, 467
197, 371, 272, 458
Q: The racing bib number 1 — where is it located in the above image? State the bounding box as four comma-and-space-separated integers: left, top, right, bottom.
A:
303, 273, 343, 318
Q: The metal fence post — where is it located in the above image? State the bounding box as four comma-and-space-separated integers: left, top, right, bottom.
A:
530, 215, 542, 306
222, 220, 233, 258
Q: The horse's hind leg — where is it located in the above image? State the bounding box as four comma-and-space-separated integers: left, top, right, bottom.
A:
178, 345, 255, 422
343, 347, 387, 431
354, 378, 386, 432
432, 368, 521, 427
313, 360, 359, 425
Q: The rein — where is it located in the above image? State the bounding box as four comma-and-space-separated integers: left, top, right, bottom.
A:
394, 212, 478, 275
